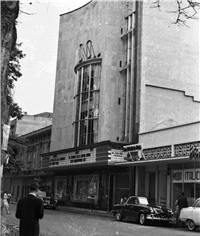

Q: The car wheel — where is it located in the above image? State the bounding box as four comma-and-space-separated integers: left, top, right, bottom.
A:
188, 220, 197, 231
139, 213, 146, 225
116, 212, 123, 221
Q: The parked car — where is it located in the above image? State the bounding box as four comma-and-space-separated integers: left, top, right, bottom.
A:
37, 191, 58, 210
111, 196, 174, 225
42, 194, 58, 210
179, 198, 200, 231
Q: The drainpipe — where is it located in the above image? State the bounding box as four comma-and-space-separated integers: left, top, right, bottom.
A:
132, 0, 143, 143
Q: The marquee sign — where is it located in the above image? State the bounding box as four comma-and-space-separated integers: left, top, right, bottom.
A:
172, 168, 200, 183
108, 143, 145, 163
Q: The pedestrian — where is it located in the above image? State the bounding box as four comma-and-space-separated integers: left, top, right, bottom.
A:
177, 192, 188, 228
15, 182, 44, 236
87, 194, 95, 212
174, 195, 181, 226
1, 190, 10, 214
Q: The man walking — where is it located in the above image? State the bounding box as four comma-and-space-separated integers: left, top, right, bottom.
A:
15, 182, 44, 236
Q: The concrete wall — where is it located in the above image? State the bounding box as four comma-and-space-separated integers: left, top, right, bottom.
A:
140, 1, 199, 133
51, 1, 127, 151
139, 122, 200, 149
11, 115, 52, 136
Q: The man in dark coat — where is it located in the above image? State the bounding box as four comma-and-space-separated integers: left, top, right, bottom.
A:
15, 183, 44, 236
178, 192, 188, 211
177, 192, 188, 228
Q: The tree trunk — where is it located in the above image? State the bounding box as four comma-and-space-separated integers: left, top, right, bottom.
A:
0, 0, 19, 188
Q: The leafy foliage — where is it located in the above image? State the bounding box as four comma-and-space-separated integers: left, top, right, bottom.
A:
7, 43, 26, 119
3, 134, 29, 174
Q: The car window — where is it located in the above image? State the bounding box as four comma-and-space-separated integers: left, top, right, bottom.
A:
194, 202, 200, 207
138, 197, 149, 205
193, 199, 200, 207
127, 197, 135, 204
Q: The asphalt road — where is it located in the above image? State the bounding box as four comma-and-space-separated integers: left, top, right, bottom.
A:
2, 204, 200, 236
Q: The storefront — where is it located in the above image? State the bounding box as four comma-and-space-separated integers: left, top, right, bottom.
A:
172, 165, 200, 206
41, 141, 132, 211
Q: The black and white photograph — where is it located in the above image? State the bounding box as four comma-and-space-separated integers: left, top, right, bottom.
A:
1, 0, 200, 235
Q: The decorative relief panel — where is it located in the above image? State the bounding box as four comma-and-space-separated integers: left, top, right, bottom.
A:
143, 146, 171, 160
174, 141, 200, 157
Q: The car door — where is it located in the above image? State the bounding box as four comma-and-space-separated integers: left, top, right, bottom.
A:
124, 197, 138, 220
192, 201, 200, 225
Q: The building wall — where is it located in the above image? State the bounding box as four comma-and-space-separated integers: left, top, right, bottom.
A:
11, 114, 52, 136
139, 122, 200, 149
140, 1, 199, 133
51, 1, 129, 151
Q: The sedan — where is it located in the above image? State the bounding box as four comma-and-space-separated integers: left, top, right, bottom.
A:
111, 196, 174, 225
179, 198, 200, 231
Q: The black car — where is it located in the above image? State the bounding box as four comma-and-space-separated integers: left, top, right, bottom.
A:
111, 196, 174, 225
42, 194, 58, 210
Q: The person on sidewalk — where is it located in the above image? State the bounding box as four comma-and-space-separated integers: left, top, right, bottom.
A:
174, 195, 181, 227
15, 182, 44, 236
87, 194, 95, 212
177, 192, 188, 228
1, 190, 10, 214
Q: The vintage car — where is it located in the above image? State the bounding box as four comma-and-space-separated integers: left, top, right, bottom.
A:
42, 195, 58, 210
37, 191, 58, 210
179, 198, 200, 231
111, 196, 174, 225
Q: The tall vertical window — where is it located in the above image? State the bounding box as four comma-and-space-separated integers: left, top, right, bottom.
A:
74, 63, 101, 147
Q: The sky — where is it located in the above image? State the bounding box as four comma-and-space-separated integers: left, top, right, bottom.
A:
14, 0, 90, 115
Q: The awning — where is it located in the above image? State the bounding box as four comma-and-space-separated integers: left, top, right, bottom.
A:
113, 156, 199, 166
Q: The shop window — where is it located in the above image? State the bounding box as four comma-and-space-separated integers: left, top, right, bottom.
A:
73, 175, 99, 203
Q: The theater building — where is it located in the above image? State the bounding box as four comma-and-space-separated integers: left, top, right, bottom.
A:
41, 1, 199, 211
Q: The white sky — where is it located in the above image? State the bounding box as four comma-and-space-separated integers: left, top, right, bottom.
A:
14, 0, 90, 115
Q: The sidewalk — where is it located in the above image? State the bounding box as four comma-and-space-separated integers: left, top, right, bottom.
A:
58, 205, 114, 218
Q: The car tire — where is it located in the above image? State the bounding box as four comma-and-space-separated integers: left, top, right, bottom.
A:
188, 220, 197, 231
139, 213, 146, 225
116, 212, 123, 221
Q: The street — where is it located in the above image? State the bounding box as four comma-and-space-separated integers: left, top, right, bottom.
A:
2, 204, 200, 236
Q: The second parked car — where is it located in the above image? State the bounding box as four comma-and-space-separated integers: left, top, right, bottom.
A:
179, 198, 200, 231
111, 196, 174, 225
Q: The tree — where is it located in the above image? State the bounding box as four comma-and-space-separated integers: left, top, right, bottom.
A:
152, 0, 200, 26
3, 134, 29, 174
7, 43, 25, 119
0, 0, 19, 188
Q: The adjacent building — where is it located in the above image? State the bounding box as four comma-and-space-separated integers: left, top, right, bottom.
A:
3, 124, 52, 202
10, 112, 53, 136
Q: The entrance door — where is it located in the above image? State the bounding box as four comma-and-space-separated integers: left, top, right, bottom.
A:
149, 173, 156, 199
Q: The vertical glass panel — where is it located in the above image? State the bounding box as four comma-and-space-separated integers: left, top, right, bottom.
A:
77, 69, 82, 94
82, 67, 89, 92
88, 119, 94, 145
79, 120, 87, 146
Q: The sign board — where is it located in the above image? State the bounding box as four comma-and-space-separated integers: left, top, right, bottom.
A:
172, 168, 200, 183
108, 143, 145, 163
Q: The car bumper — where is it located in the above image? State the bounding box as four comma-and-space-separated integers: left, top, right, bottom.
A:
146, 214, 174, 222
